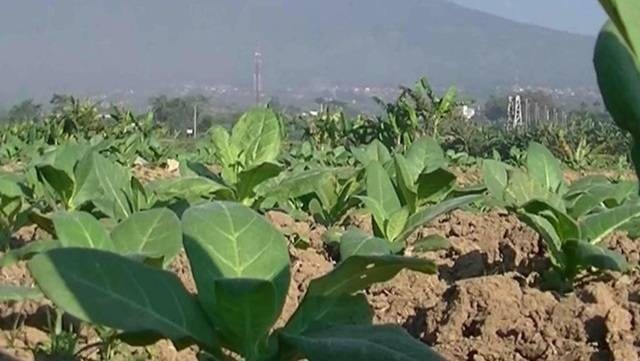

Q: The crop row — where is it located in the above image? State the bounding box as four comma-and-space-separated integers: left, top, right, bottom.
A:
1, 0, 640, 359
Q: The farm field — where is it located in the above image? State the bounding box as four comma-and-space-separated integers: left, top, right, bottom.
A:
2, 1, 640, 361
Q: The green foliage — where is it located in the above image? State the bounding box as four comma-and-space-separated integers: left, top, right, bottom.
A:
0, 172, 30, 247
485, 142, 639, 288
594, 0, 640, 177
162, 108, 284, 208
32, 145, 146, 220
28, 201, 443, 361
358, 138, 480, 252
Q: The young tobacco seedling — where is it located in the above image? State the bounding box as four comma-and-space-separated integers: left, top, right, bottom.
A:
357, 137, 481, 254
484, 142, 640, 289
28, 202, 445, 361
153, 108, 284, 208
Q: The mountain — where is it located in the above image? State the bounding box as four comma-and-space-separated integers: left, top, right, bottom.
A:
0, 0, 597, 102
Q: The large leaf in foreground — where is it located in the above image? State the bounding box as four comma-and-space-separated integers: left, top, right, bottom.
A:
111, 209, 182, 265
281, 325, 445, 361
594, 21, 640, 137
182, 202, 290, 355
28, 248, 216, 348
284, 255, 436, 335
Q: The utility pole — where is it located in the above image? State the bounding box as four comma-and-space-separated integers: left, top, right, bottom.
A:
254, 47, 263, 105
192, 104, 198, 138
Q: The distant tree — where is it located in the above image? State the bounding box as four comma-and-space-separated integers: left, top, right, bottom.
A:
7, 99, 43, 122
483, 95, 507, 121
149, 95, 211, 131
50, 94, 76, 114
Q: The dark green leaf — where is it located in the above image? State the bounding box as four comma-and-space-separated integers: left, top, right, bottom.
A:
28, 248, 217, 349
281, 325, 445, 361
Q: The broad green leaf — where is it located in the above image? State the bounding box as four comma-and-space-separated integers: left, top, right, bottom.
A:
231, 108, 281, 166
263, 168, 336, 200
284, 255, 435, 335
182, 202, 290, 353
36, 142, 87, 177
36, 165, 75, 205
210, 126, 238, 168
356, 195, 388, 234
353, 140, 391, 166
281, 325, 445, 361
0, 177, 23, 198
581, 203, 640, 244
594, 21, 640, 137
0, 240, 60, 268
482, 159, 508, 203
405, 137, 445, 174
0, 285, 44, 302
504, 169, 563, 210
566, 181, 636, 219
111, 209, 182, 265
236, 162, 283, 201
28, 248, 217, 349
210, 278, 279, 357
386, 207, 409, 243
339, 228, 392, 259
416, 168, 456, 203
526, 142, 563, 193
53, 211, 113, 251
563, 239, 629, 273
517, 211, 564, 267
565, 175, 611, 197
151, 176, 231, 202
365, 161, 401, 221
394, 155, 417, 211
413, 234, 450, 253
522, 200, 581, 242
72, 152, 132, 220
598, 0, 640, 58
396, 194, 480, 243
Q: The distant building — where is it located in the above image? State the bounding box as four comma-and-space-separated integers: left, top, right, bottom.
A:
461, 105, 476, 120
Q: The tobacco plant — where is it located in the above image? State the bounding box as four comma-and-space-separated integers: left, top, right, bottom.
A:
30, 143, 147, 221
484, 142, 640, 288
28, 201, 445, 361
0, 172, 30, 248
155, 108, 284, 208
357, 137, 480, 253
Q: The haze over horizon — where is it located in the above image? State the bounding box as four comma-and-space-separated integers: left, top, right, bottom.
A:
0, 1, 605, 105
450, 0, 606, 35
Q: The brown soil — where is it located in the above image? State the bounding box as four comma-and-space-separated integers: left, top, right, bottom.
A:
2, 211, 639, 361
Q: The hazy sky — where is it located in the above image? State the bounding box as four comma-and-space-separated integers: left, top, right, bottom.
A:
0, 0, 606, 104
451, 0, 607, 35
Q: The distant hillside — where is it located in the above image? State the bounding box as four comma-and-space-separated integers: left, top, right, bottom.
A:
0, 0, 597, 100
